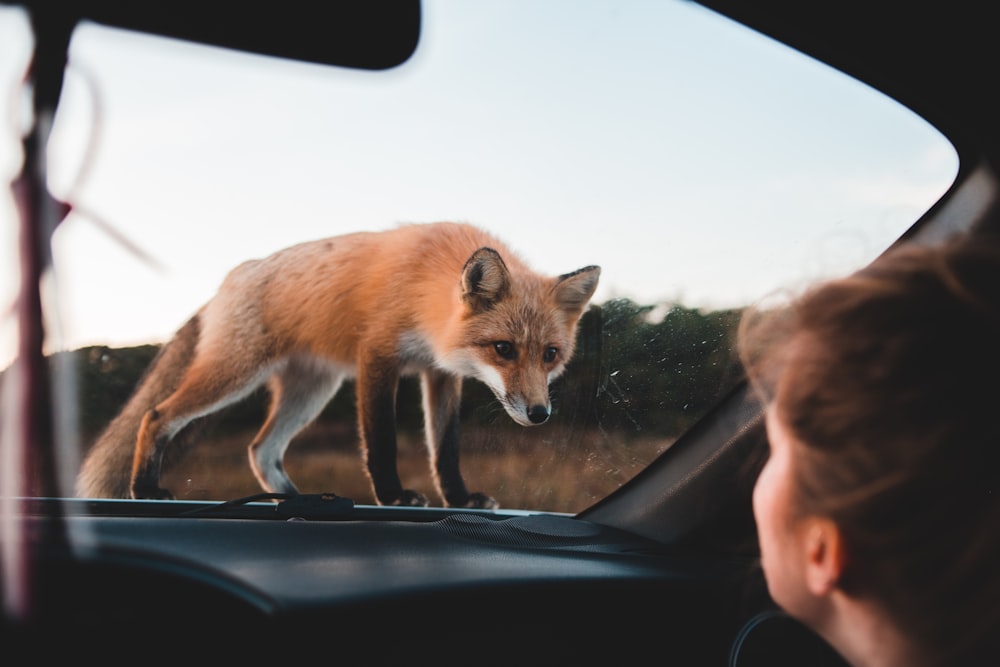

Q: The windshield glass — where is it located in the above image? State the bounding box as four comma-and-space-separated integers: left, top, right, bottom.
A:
0, 0, 957, 512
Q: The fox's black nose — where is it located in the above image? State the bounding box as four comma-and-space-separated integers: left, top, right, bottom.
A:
527, 405, 550, 424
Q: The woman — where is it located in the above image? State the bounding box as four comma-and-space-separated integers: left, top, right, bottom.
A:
738, 238, 1000, 666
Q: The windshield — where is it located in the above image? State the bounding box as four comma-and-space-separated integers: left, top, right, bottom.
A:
0, 0, 956, 513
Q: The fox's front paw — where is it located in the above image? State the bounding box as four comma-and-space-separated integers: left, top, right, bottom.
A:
463, 492, 499, 510
131, 482, 174, 500
393, 489, 430, 507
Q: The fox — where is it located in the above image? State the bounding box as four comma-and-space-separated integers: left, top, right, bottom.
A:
75, 221, 600, 508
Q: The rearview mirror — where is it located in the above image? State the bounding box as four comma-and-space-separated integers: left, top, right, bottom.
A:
15, 0, 421, 70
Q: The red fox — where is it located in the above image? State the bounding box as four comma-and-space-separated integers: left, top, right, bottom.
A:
75, 222, 600, 508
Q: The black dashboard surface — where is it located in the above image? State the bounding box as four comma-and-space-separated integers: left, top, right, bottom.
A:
10, 507, 757, 664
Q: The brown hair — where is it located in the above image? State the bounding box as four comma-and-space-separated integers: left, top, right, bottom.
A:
739, 238, 1000, 664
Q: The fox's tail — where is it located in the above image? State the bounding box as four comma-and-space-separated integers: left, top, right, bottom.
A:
75, 314, 202, 498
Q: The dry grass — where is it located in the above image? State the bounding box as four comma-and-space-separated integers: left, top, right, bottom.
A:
160, 418, 673, 514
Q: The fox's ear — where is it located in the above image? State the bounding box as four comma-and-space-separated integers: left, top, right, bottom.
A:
553, 265, 601, 313
461, 247, 511, 312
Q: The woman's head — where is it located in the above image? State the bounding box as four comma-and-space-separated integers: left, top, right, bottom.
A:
739, 239, 1000, 663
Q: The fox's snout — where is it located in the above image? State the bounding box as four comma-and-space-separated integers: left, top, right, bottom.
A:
498, 395, 551, 427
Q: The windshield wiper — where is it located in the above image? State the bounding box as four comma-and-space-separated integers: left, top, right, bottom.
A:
180, 492, 355, 519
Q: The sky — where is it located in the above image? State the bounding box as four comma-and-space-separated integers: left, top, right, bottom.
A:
0, 0, 958, 369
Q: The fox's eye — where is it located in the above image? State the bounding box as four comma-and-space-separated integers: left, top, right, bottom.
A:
493, 341, 515, 360
543, 347, 558, 363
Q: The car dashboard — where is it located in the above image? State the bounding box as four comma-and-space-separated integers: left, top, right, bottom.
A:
9, 500, 756, 664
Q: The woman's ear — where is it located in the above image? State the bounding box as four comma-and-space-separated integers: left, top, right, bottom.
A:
803, 518, 847, 596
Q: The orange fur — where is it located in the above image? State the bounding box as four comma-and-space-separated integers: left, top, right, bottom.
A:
77, 222, 600, 508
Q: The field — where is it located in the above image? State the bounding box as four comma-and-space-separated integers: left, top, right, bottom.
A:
161, 419, 674, 514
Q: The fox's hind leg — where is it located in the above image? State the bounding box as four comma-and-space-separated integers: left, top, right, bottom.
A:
422, 368, 498, 509
132, 359, 274, 499
248, 357, 343, 494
